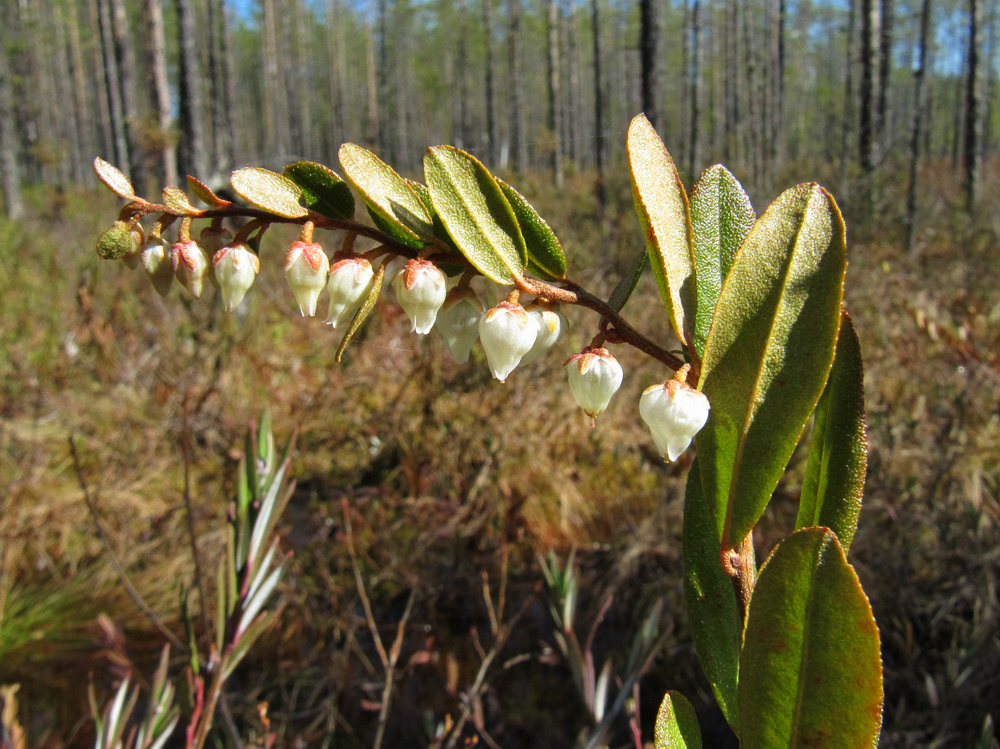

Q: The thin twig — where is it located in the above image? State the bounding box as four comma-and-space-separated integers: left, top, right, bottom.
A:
341, 497, 389, 669
68, 436, 184, 651
181, 391, 211, 640
373, 590, 416, 749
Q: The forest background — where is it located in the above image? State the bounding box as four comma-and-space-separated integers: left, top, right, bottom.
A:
1, 0, 1000, 747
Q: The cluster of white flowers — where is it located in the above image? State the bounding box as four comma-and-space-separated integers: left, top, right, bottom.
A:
126, 235, 710, 462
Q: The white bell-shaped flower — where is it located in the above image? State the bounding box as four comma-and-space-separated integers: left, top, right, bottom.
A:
479, 300, 538, 382
171, 239, 212, 299
325, 257, 375, 328
284, 240, 330, 316
520, 301, 569, 365
564, 348, 623, 423
140, 239, 173, 297
639, 374, 710, 462
200, 225, 232, 289
436, 288, 484, 363
393, 259, 447, 334
213, 242, 260, 311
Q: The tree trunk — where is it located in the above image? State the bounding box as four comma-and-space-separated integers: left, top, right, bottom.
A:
877, 0, 893, 156
591, 0, 605, 207
508, 0, 526, 173
176, 0, 207, 178
148, 0, 178, 186
97, 0, 129, 173
905, 0, 931, 257
687, 0, 703, 181
859, 0, 879, 176
0, 11, 23, 218
483, 0, 497, 166
640, 0, 659, 128
547, 0, 563, 187
962, 0, 983, 211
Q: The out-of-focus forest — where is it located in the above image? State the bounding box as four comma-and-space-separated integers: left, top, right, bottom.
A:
1, 0, 1000, 748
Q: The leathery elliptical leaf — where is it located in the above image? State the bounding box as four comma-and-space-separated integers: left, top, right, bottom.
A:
627, 114, 695, 350
424, 145, 527, 285
739, 528, 883, 748
654, 691, 703, 749
230, 167, 309, 219
695, 183, 846, 549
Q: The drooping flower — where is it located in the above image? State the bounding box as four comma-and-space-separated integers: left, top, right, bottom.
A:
171, 239, 212, 298
213, 242, 260, 311
122, 226, 145, 269
284, 240, 330, 316
479, 300, 538, 382
564, 348, 623, 423
200, 225, 233, 288
140, 239, 173, 297
639, 373, 710, 462
325, 257, 375, 328
393, 259, 447, 334
435, 288, 484, 363
519, 300, 569, 365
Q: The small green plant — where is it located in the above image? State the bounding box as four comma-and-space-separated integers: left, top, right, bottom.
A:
93, 114, 881, 747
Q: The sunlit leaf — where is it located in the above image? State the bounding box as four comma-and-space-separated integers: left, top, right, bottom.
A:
283, 160, 355, 220
230, 167, 308, 219
682, 457, 741, 730
339, 143, 432, 247
689, 165, 756, 357
93, 157, 135, 199
498, 179, 566, 280
696, 183, 846, 547
797, 312, 867, 550
162, 187, 199, 215
336, 259, 387, 363
739, 528, 883, 748
627, 114, 695, 348
424, 145, 527, 285
187, 175, 232, 207
654, 691, 703, 749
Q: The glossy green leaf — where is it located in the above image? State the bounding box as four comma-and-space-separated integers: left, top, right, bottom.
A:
339, 143, 432, 247
739, 528, 883, 748
608, 245, 649, 313
696, 183, 846, 547
797, 312, 867, 550
654, 691, 703, 749
498, 179, 567, 280
407, 178, 462, 254
283, 161, 355, 220
230, 167, 308, 219
689, 165, 756, 358
627, 114, 695, 347
682, 457, 741, 729
424, 145, 526, 285
93, 157, 135, 199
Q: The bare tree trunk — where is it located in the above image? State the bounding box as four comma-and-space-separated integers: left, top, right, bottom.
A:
97, 0, 129, 172
640, 0, 659, 128
963, 0, 983, 211
67, 1, 98, 183
53, 0, 85, 183
905, 0, 931, 257
326, 0, 348, 154
877, 0, 893, 156
591, 0, 605, 207
207, 0, 233, 171
509, 0, 526, 173
482, 0, 497, 166
110, 0, 146, 190
564, 0, 580, 166
0, 9, 23, 218
148, 0, 178, 186
725, 0, 740, 161
547, 0, 563, 187
365, 1, 379, 147
176, 0, 207, 177
859, 0, 879, 176
687, 0, 703, 181
456, 0, 470, 150
838, 0, 857, 195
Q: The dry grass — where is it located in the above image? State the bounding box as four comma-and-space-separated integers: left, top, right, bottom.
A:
1, 165, 998, 747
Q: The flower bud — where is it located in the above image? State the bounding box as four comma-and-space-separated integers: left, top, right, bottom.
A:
171, 239, 212, 299
200, 225, 232, 289
639, 376, 710, 462
520, 300, 569, 365
479, 300, 538, 382
140, 239, 173, 297
564, 348, 623, 422
325, 257, 375, 328
122, 226, 145, 269
284, 240, 329, 316
213, 242, 260, 311
436, 288, 484, 363
393, 259, 447, 334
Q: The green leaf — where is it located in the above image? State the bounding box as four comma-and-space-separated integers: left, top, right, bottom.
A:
654, 691, 703, 749
230, 167, 309, 219
627, 114, 695, 347
96, 221, 133, 260
696, 183, 847, 547
93, 157, 135, 199
607, 246, 649, 313
339, 143, 432, 247
739, 528, 883, 748
682, 457, 741, 730
796, 312, 867, 551
283, 161, 355, 220
407, 178, 462, 254
162, 187, 199, 215
689, 165, 756, 358
424, 145, 527, 285
498, 179, 567, 280
336, 259, 386, 363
